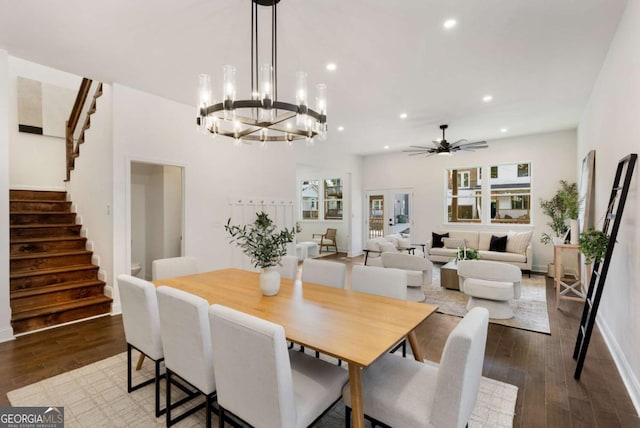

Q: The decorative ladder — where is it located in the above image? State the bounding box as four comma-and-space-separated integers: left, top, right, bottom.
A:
573, 153, 637, 379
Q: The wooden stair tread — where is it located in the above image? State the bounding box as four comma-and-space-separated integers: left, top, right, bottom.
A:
11, 296, 113, 321
11, 249, 92, 261
11, 280, 105, 299
10, 198, 69, 203
11, 223, 79, 229
11, 211, 74, 215
10, 264, 98, 279
11, 236, 86, 244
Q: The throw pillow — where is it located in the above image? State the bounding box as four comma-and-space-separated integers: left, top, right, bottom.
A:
443, 237, 466, 249
489, 235, 508, 252
506, 230, 533, 254
432, 232, 449, 248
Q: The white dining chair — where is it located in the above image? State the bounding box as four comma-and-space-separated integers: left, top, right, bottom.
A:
156, 286, 217, 428
351, 265, 408, 356
209, 304, 349, 428
301, 258, 346, 288
152, 256, 198, 280
117, 274, 165, 417
277, 255, 299, 280
342, 307, 490, 428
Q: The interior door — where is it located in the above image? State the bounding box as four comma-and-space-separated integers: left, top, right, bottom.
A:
365, 189, 413, 241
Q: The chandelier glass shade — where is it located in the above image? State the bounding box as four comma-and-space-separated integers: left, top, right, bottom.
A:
197, 0, 327, 144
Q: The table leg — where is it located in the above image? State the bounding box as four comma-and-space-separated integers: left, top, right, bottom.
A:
555, 246, 561, 308
407, 330, 424, 361
348, 364, 365, 428
135, 353, 145, 371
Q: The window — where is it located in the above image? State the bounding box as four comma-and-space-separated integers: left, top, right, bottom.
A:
445, 163, 532, 225
300, 180, 319, 219
447, 167, 482, 223
490, 163, 531, 224
324, 178, 343, 220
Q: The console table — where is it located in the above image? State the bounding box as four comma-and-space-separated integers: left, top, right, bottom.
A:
554, 243, 586, 308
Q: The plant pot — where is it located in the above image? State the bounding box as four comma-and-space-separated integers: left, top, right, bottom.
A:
259, 267, 281, 296
552, 236, 565, 245
570, 219, 579, 245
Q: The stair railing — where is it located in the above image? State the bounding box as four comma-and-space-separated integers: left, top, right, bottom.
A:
65, 78, 103, 181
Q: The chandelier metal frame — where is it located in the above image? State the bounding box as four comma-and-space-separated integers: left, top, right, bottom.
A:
197, 0, 327, 143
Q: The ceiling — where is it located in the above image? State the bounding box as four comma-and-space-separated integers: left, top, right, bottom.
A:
0, 0, 626, 155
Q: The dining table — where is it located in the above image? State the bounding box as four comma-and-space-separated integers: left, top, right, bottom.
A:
153, 268, 438, 428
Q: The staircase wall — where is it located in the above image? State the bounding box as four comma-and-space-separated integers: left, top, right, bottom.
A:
0, 50, 12, 342
8, 57, 82, 190
65, 84, 114, 305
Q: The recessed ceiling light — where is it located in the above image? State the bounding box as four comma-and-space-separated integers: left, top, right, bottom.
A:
500, 128, 508, 133
399, 113, 408, 119
326, 63, 337, 71
443, 19, 457, 29
337, 126, 345, 131
384, 145, 390, 150
482, 95, 493, 103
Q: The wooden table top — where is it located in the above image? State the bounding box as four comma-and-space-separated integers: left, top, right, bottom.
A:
153, 268, 437, 367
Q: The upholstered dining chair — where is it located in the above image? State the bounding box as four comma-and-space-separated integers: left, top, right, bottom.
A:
457, 260, 522, 319
342, 307, 490, 428
117, 274, 165, 417
312, 228, 337, 253
152, 256, 198, 281
209, 304, 349, 428
301, 258, 346, 289
156, 286, 217, 428
277, 255, 299, 280
351, 265, 408, 356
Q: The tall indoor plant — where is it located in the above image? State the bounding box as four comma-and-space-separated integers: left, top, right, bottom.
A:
540, 180, 578, 245
225, 212, 295, 296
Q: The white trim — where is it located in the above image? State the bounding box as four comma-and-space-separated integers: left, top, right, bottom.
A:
596, 313, 640, 416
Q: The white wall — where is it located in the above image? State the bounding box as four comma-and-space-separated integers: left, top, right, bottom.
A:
577, 0, 640, 413
111, 84, 297, 307
0, 50, 14, 342
65, 84, 114, 299
363, 129, 577, 272
163, 165, 183, 258
8, 57, 80, 190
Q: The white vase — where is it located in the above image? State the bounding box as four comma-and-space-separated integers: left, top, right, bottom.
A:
570, 219, 579, 245
259, 267, 281, 296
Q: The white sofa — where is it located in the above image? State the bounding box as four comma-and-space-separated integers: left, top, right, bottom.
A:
427, 230, 533, 275
363, 234, 424, 266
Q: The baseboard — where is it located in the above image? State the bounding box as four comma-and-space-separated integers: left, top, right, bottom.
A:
596, 314, 640, 415
0, 326, 15, 343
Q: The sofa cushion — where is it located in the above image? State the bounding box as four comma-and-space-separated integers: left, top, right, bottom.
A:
489, 235, 508, 252
429, 247, 458, 258
477, 250, 526, 263
443, 237, 466, 249
379, 242, 399, 253
506, 231, 533, 255
366, 237, 388, 252
449, 231, 480, 249
431, 232, 449, 248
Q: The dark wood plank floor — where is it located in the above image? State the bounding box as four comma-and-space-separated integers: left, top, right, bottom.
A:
0, 258, 638, 427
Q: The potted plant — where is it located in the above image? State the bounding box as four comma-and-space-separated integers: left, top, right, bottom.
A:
225, 212, 295, 296
456, 247, 479, 261
579, 228, 609, 265
540, 181, 578, 276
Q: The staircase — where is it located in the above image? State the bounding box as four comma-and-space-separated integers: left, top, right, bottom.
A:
9, 189, 112, 334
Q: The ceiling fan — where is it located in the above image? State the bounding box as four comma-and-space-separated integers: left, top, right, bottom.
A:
404, 124, 489, 157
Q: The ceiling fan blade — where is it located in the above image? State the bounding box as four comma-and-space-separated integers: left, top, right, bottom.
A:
452, 139, 467, 145
404, 148, 434, 152
451, 140, 486, 148
409, 145, 431, 149
407, 152, 429, 156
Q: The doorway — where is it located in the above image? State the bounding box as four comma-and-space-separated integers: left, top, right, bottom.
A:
130, 161, 184, 280
365, 189, 413, 240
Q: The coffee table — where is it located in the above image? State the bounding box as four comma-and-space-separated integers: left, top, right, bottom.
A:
440, 260, 460, 290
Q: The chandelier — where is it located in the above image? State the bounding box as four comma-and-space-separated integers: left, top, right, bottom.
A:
197, 0, 327, 144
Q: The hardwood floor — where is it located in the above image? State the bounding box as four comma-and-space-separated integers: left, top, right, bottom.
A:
0, 256, 638, 427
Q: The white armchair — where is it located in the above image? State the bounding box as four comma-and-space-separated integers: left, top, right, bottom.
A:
457, 260, 522, 319
381, 252, 433, 302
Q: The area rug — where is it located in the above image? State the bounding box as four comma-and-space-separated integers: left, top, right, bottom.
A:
425, 266, 551, 334
8, 351, 518, 427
